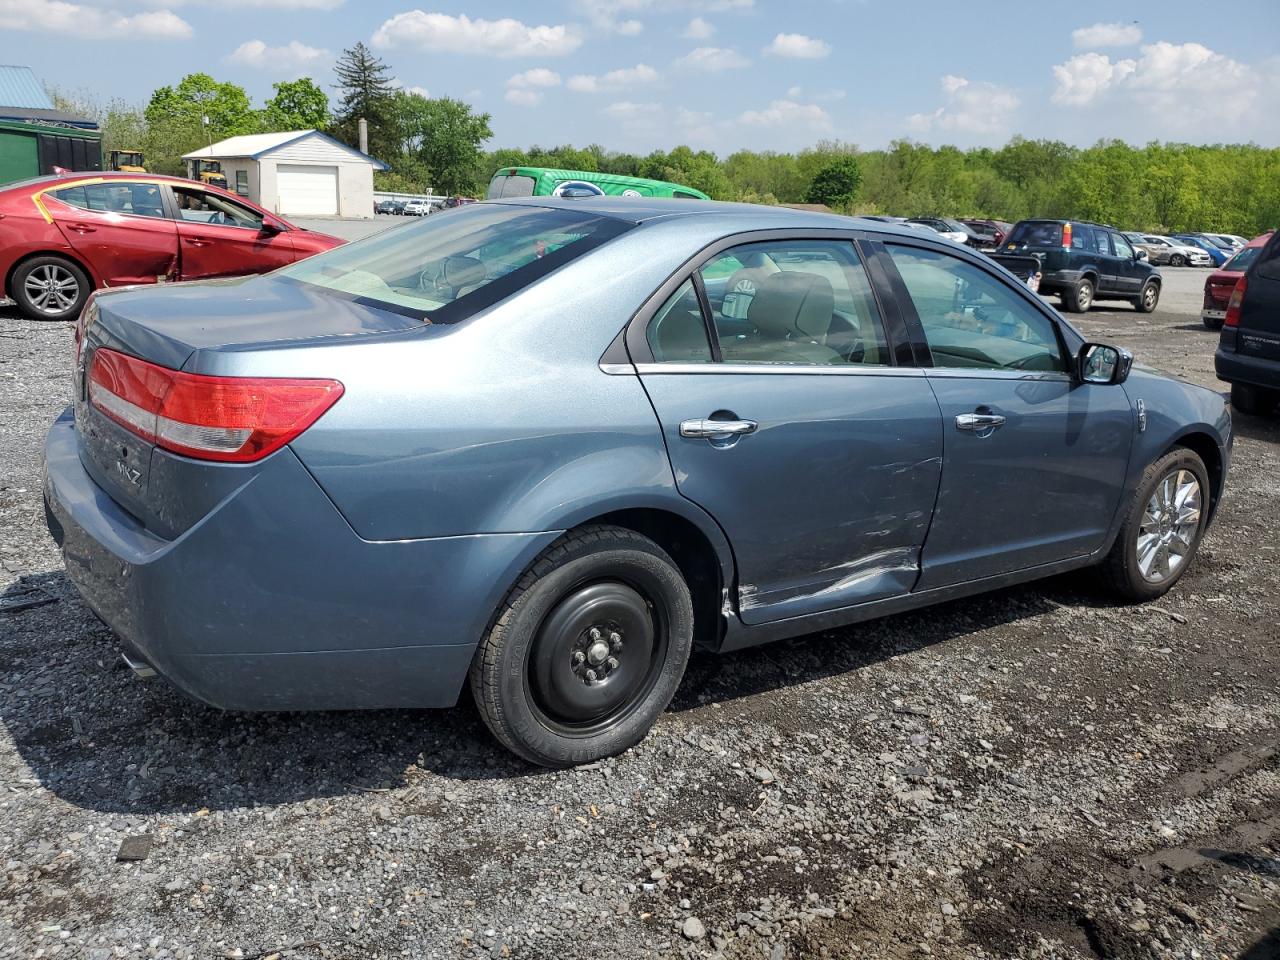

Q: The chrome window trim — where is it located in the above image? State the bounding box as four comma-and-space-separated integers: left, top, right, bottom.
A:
922, 367, 1073, 383
632, 362, 925, 377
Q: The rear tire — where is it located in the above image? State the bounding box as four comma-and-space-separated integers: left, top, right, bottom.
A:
1061, 277, 1094, 313
1231, 382, 1279, 417
1098, 448, 1209, 602
1136, 281, 1160, 314
11, 256, 91, 322
469, 525, 694, 767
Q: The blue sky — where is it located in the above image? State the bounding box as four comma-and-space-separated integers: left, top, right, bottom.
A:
4, 0, 1279, 153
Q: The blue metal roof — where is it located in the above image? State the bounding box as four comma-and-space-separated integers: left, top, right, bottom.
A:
0, 66, 55, 110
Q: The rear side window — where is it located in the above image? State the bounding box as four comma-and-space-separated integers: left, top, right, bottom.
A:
1071, 224, 1095, 250
887, 245, 1066, 373
52, 182, 166, 219
647, 279, 712, 363
278, 204, 630, 322
698, 240, 889, 366
1005, 222, 1062, 247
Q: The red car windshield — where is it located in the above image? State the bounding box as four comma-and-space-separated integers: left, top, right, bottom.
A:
1222, 247, 1261, 272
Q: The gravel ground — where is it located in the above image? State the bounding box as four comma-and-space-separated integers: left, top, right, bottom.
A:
2, 267, 1278, 960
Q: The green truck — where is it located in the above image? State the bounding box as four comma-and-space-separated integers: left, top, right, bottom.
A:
0, 119, 102, 186
486, 166, 710, 201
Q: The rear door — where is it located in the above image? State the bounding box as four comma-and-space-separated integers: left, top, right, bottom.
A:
631, 233, 944, 624
881, 240, 1133, 587
167, 184, 297, 280
44, 180, 178, 286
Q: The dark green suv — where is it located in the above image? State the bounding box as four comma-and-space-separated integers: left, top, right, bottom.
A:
1001, 219, 1162, 313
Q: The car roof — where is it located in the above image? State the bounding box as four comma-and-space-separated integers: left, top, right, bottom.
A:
481, 195, 970, 244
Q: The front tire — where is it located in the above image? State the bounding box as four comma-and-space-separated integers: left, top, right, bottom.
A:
1098, 448, 1209, 602
1061, 277, 1094, 313
1136, 281, 1160, 313
469, 525, 694, 767
12, 256, 90, 322
1231, 382, 1279, 417
1170, 254, 1186, 267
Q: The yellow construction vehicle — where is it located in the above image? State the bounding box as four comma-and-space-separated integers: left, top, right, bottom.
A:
185, 158, 228, 190
109, 150, 146, 172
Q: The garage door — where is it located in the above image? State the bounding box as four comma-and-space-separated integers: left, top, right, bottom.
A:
276, 164, 338, 216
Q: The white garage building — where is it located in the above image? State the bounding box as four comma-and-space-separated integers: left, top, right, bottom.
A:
182, 130, 385, 219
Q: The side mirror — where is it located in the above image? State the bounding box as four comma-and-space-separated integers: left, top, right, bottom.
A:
1078, 343, 1133, 385
1136, 249, 1149, 261
260, 218, 284, 235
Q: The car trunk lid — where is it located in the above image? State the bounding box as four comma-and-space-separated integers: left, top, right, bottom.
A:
74, 275, 424, 531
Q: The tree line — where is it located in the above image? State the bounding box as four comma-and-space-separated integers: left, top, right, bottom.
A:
52, 41, 1280, 236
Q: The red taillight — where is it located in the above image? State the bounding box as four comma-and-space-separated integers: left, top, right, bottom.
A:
1062, 223, 1073, 249
1224, 276, 1247, 328
87, 348, 343, 462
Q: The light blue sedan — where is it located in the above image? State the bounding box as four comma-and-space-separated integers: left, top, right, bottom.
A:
44, 198, 1232, 766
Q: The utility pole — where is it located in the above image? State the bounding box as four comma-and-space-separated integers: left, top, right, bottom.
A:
358, 117, 368, 155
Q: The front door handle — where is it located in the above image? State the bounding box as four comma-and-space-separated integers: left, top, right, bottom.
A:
67, 222, 96, 234
680, 418, 758, 439
955, 412, 1007, 434
185, 238, 211, 247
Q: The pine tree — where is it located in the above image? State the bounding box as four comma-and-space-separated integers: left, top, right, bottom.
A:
331, 43, 398, 160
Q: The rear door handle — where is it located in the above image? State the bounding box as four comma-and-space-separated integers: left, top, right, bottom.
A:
955, 412, 1006, 434
185, 238, 211, 247
680, 418, 758, 439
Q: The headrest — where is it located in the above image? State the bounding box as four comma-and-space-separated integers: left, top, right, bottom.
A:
441, 256, 487, 289
747, 271, 835, 340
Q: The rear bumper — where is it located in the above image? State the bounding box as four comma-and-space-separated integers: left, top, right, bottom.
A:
1037, 268, 1082, 293
42, 406, 559, 711
1215, 347, 1280, 390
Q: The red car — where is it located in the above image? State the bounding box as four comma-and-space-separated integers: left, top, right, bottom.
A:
0, 172, 343, 321
1202, 231, 1274, 329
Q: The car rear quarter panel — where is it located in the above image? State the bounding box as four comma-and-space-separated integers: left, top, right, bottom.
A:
199, 219, 738, 565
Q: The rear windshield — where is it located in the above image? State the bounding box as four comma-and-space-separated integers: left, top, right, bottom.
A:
277, 203, 629, 322
486, 174, 536, 199
1223, 247, 1260, 272
1005, 221, 1062, 247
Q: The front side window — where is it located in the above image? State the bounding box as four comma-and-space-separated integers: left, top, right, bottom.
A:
1111, 233, 1134, 258
278, 204, 628, 320
887, 245, 1066, 373
52, 182, 165, 219
172, 186, 264, 229
697, 240, 889, 366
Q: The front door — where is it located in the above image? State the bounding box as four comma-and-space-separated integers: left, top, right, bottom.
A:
1108, 232, 1146, 297
168, 184, 297, 280
882, 242, 1134, 589
44, 180, 178, 286
634, 237, 944, 624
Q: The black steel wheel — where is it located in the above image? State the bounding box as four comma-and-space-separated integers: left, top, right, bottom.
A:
470, 525, 694, 767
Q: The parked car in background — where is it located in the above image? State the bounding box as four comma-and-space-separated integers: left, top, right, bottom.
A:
961, 219, 1013, 250
0, 172, 343, 321
375, 199, 399, 215
1201, 233, 1274, 329
403, 199, 431, 216
487, 167, 709, 200
1001, 219, 1161, 313
1173, 234, 1229, 267
44, 198, 1230, 766
1216, 230, 1280, 415
1137, 235, 1212, 267
1206, 234, 1248, 252
907, 217, 978, 246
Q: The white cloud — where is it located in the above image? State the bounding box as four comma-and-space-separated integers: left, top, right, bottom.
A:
403, 85, 429, 97
566, 63, 659, 92
214, 0, 346, 7
907, 75, 1020, 135
675, 46, 749, 71
504, 67, 562, 105
764, 33, 830, 59
677, 107, 712, 127
605, 100, 661, 119
372, 12, 582, 57
738, 99, 832, 132
1050, 41, 1272, 127
0, 0, 192, 37
227, 39, 328, 71
1072, 21, 1142, 49
682, 16, 714, 39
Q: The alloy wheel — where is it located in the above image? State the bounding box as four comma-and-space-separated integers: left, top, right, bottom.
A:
1077, 282, 1093, 311
22, 264, 81, 316
1136, 469, 1202, 583
1142, 285, 1158, 310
